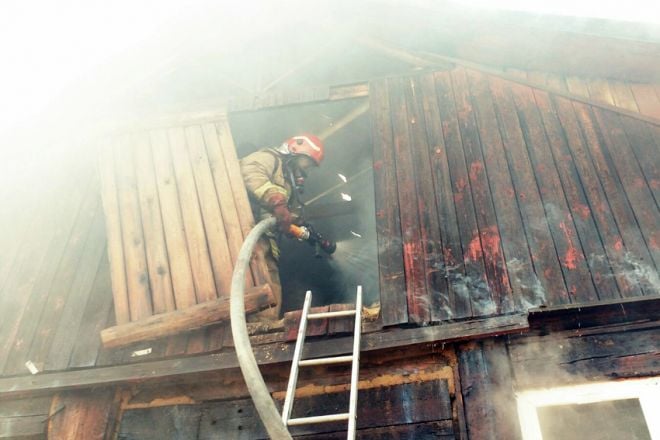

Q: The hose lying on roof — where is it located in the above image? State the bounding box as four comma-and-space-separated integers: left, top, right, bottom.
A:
230, 217, 292, 440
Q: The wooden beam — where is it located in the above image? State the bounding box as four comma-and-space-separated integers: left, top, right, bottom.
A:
0, 314, 528, 398
317, 100, 370, 140
100, 284, 274, 348
356, 35, 451, 70
527, 295, 660, 333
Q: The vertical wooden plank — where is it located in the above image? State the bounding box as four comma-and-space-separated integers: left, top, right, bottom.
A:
48, 388, 120, 440
591, 109, 660, 272
98, 140, 130, 325
1, 167, 95, 375
134, 132, 176, 314
149, 129, 197, 310
114, 135, 153, 320
388, 76, 430, 323
214, 119, 270, 286
45, 202, 107, 371
510, 84, 599, 303
618, 117, 660, 205
555, 97, 641, 298
534, 90, 621, 300
184, 124, 233, 299
369, 78, 408, 326
574, 103, 653, 296
405, 76, 449, 321
458, 341, 521, 440
490, 76, 570, 307
630, 83, 660, 119
69, 251, 115, 368
168, 127, 217, 304
201, 123, 245, 266
418, 73, 471, 320
451, 67, 510, 316
435, 69, 487, 319
466, 70, 541, 311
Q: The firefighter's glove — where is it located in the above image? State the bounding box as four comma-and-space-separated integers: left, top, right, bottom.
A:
267, 193, 293, 233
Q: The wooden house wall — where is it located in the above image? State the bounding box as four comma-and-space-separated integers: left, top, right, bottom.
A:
457, 323, 660, 439
371, 67, 660, 326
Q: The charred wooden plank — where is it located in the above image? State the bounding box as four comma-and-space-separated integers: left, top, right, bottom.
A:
491, 77, 570, 307
528, 295, 660, 333
406, 75, 451, 322
0, 314, 529, 398
284, 305, 330, 342
510, 82, 598, 304
328, 304, 355, 336
149, 129, 197, 309
572, 102, 647, 297
509, 326, 660, 388
452, 67, 510, 316
388, 76, 430, 323
434, 70, 487, 319
369, 78, 407, 326
591, 108, 659, 273
418, 72, 471, 319
467, 70, 539, 311
534, 91, 620, 299
552, 93, 638, 299
618, 117, 660, 206
458, 340, 521, 440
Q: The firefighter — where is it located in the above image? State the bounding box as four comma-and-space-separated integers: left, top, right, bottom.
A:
240, 134, 325, 319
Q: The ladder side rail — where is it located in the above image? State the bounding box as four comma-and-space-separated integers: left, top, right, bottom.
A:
282, 290, 313, 425
347, 285, 363, 440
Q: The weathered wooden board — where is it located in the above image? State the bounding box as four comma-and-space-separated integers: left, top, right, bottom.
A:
97, 116, 269, 347
371, 67, 658, 324
368, 78, 407, 326
118, 380, 453, 439
458, 340, 521, 440
48, 388, 119, 440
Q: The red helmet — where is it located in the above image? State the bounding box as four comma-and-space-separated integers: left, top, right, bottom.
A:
285, 134, 324, 165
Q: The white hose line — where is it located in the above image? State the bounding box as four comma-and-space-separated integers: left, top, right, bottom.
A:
230, 217, 292, 439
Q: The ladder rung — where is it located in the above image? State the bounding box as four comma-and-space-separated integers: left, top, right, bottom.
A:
287, 413, 350, 426
299, 355, 353, 366
308, 310, 356, 320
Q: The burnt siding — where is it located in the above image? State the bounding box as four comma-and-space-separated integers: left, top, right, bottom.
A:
370, 67, 660, 325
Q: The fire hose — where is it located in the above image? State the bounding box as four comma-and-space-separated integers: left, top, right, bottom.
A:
231, 217, 337, 438
230, 217, 292, 439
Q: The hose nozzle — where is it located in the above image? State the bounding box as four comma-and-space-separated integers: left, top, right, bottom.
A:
288, 223, 336, 256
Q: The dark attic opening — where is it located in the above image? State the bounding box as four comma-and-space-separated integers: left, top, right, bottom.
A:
229, 98, 379, 312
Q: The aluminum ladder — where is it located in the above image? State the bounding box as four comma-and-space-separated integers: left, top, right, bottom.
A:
281, 285, 363, 439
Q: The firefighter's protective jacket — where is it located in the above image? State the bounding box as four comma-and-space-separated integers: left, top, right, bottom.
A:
240, 148, 293, 259
240, 148, 292, 216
